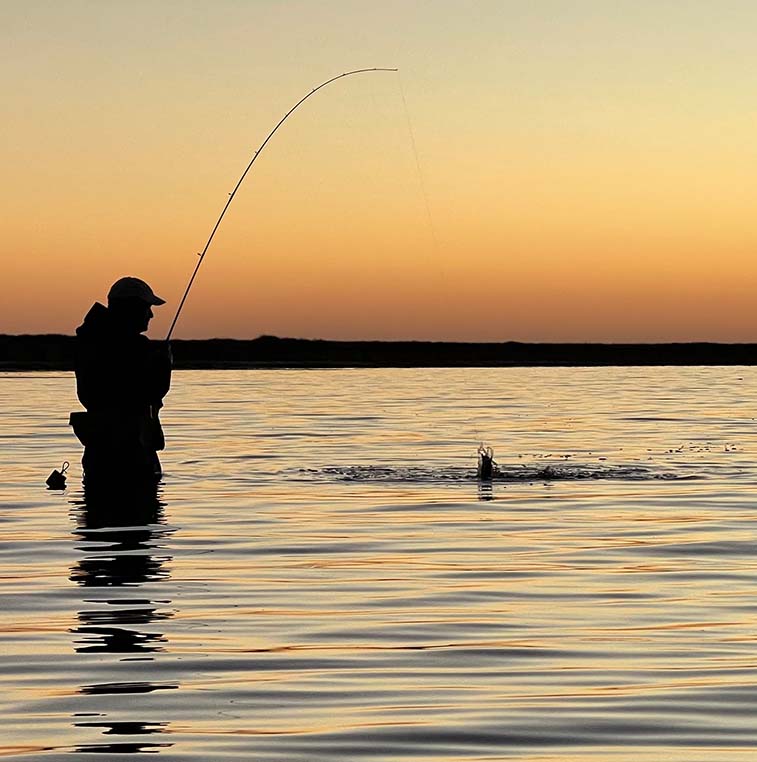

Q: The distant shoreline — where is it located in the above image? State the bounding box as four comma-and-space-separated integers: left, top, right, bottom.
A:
1, 334, 756, 370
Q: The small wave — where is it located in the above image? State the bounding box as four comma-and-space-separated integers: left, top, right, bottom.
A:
300, 463, 682, 483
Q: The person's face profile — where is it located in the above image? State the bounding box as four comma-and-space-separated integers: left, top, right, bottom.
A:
111, 298, 154, 334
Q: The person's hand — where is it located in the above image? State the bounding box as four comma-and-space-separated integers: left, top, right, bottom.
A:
156, 340, 173, 365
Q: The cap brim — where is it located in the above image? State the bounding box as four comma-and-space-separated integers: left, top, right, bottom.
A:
149, 294, 166, 306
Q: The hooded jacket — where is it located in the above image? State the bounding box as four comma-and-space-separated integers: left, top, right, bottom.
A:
74, 302, 171, 452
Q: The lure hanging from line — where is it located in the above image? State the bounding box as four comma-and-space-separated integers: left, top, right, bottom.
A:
165, 67, 398, 341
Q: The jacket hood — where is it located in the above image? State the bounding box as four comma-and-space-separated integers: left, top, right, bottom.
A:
76, 301, 152, 343
76, 302, 112, 339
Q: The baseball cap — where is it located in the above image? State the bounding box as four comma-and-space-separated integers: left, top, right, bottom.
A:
107, 277, 166, 306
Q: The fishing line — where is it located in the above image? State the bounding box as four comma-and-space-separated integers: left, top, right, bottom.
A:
396, 75, 489, 462
166, 67, 397, 341
397, 72, 440, 257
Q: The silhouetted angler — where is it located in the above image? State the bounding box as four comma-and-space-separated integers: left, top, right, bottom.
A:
70, 277, 171, 486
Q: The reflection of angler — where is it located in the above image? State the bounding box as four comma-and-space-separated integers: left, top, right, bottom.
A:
68, 488, 177, 753
72, 606, 170, 655
69, 488, 173, 655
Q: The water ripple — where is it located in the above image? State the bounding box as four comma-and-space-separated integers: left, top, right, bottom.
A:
4, 368, 757, 761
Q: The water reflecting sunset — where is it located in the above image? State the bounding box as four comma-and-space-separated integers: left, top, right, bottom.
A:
3, 367, 757, 760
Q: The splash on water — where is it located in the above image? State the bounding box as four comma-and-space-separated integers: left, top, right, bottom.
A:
477, 444, 496, 480
301, 462, 682, 483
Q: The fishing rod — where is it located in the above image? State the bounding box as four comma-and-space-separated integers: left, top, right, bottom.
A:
166, 67, 398, 341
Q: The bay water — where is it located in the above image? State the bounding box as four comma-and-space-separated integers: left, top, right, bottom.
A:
2, 367, 757, 760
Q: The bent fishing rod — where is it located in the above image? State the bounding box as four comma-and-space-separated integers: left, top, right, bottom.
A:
165, 67, 398, 341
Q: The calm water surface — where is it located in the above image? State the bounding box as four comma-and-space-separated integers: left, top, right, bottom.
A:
2, 367, 757, 760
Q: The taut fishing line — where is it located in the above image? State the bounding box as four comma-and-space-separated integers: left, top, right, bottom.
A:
163, 67, 491, 477
395, 76, 492, 473
166, 67, 397, 341
397, 72, 440, 257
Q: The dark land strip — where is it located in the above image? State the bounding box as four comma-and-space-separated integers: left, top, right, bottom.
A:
2, 334, 757, 370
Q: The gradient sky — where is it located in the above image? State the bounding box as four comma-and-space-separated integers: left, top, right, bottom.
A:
4, 0, 757, 341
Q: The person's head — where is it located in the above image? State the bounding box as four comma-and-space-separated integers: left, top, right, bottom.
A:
107, 277, 166, 334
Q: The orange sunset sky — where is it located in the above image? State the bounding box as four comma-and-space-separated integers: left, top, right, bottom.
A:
4, 1, 757, 342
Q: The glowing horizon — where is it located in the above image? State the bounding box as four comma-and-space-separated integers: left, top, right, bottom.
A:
5, 1, 757, 342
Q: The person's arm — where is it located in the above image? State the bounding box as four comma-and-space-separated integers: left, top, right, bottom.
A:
146, 340, 172, 404
75, 340, 111, 410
